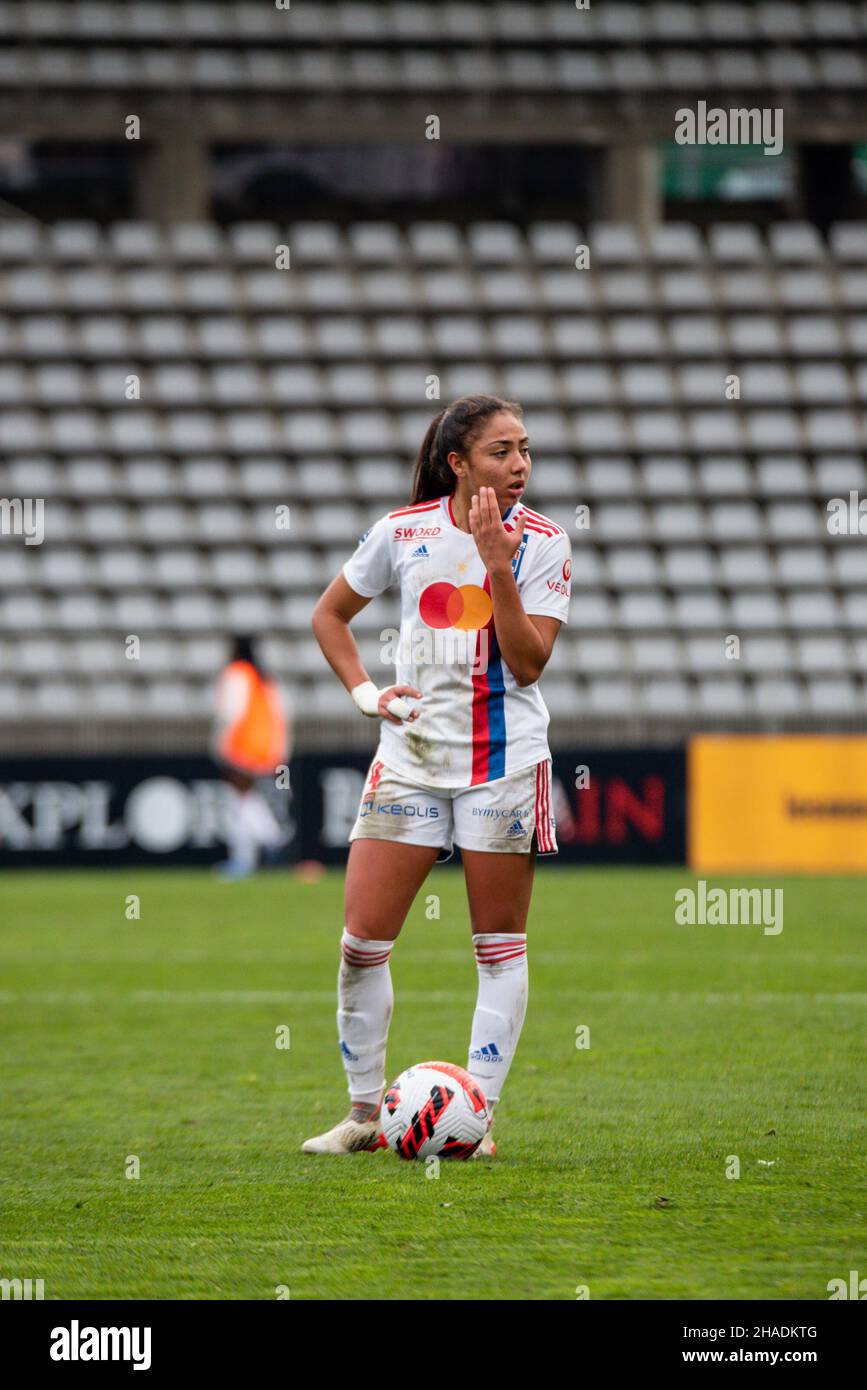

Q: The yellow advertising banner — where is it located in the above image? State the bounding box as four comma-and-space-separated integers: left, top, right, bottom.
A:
689, 735, 867, 873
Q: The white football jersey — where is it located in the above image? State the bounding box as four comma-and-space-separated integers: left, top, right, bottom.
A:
342, 494, 572, 789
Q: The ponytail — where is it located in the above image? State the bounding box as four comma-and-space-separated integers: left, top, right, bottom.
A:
410, 394, 522, 504
411, 409, 453, 503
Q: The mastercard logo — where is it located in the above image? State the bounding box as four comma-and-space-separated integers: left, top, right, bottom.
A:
419, 582, 493, 631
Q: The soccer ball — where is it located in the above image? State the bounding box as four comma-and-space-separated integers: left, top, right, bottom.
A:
381, 1061, 489, 1160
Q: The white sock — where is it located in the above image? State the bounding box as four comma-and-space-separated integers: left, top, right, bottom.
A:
239, 787, 285, 849
224, 787, 258, 870
467, 933, 528, 1104
337, 929, 394, 1108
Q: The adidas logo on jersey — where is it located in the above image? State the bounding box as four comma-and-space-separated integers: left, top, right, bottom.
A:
410, 543, 430, 558
469, 1042, 502, 1062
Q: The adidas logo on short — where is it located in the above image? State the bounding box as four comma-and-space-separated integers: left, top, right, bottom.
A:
410, 543, 430, 558
506, 818, 525, 836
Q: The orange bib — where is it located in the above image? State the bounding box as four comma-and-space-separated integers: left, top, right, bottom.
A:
218, 661, 287, 776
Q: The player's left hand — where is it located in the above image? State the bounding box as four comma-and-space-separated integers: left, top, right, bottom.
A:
469, 486, 526, 574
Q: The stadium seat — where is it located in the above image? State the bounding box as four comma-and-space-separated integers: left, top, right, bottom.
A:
2, 209, 862, 732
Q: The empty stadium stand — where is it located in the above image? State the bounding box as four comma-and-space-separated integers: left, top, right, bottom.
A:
3, 0, 865, 228
1, 216, 866, 749
2, 0, 866, 94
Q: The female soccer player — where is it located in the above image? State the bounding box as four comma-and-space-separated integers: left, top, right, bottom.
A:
303, 395, 572, 1156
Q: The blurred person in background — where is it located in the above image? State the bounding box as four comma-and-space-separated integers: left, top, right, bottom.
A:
213, 634, 291, 879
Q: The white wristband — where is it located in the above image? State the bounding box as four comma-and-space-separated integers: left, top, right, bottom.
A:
351, 681, 413, 721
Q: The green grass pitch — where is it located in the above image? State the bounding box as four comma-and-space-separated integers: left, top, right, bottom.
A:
1, 867, 863, 1300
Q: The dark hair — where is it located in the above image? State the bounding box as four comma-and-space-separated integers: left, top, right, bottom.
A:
230, 633, 261, 671
410, 394, 523, 504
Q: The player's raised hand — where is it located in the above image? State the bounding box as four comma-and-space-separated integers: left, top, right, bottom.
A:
469, 486, 526, 574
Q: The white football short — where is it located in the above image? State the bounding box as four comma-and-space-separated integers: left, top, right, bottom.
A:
349, 755, 558, 860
